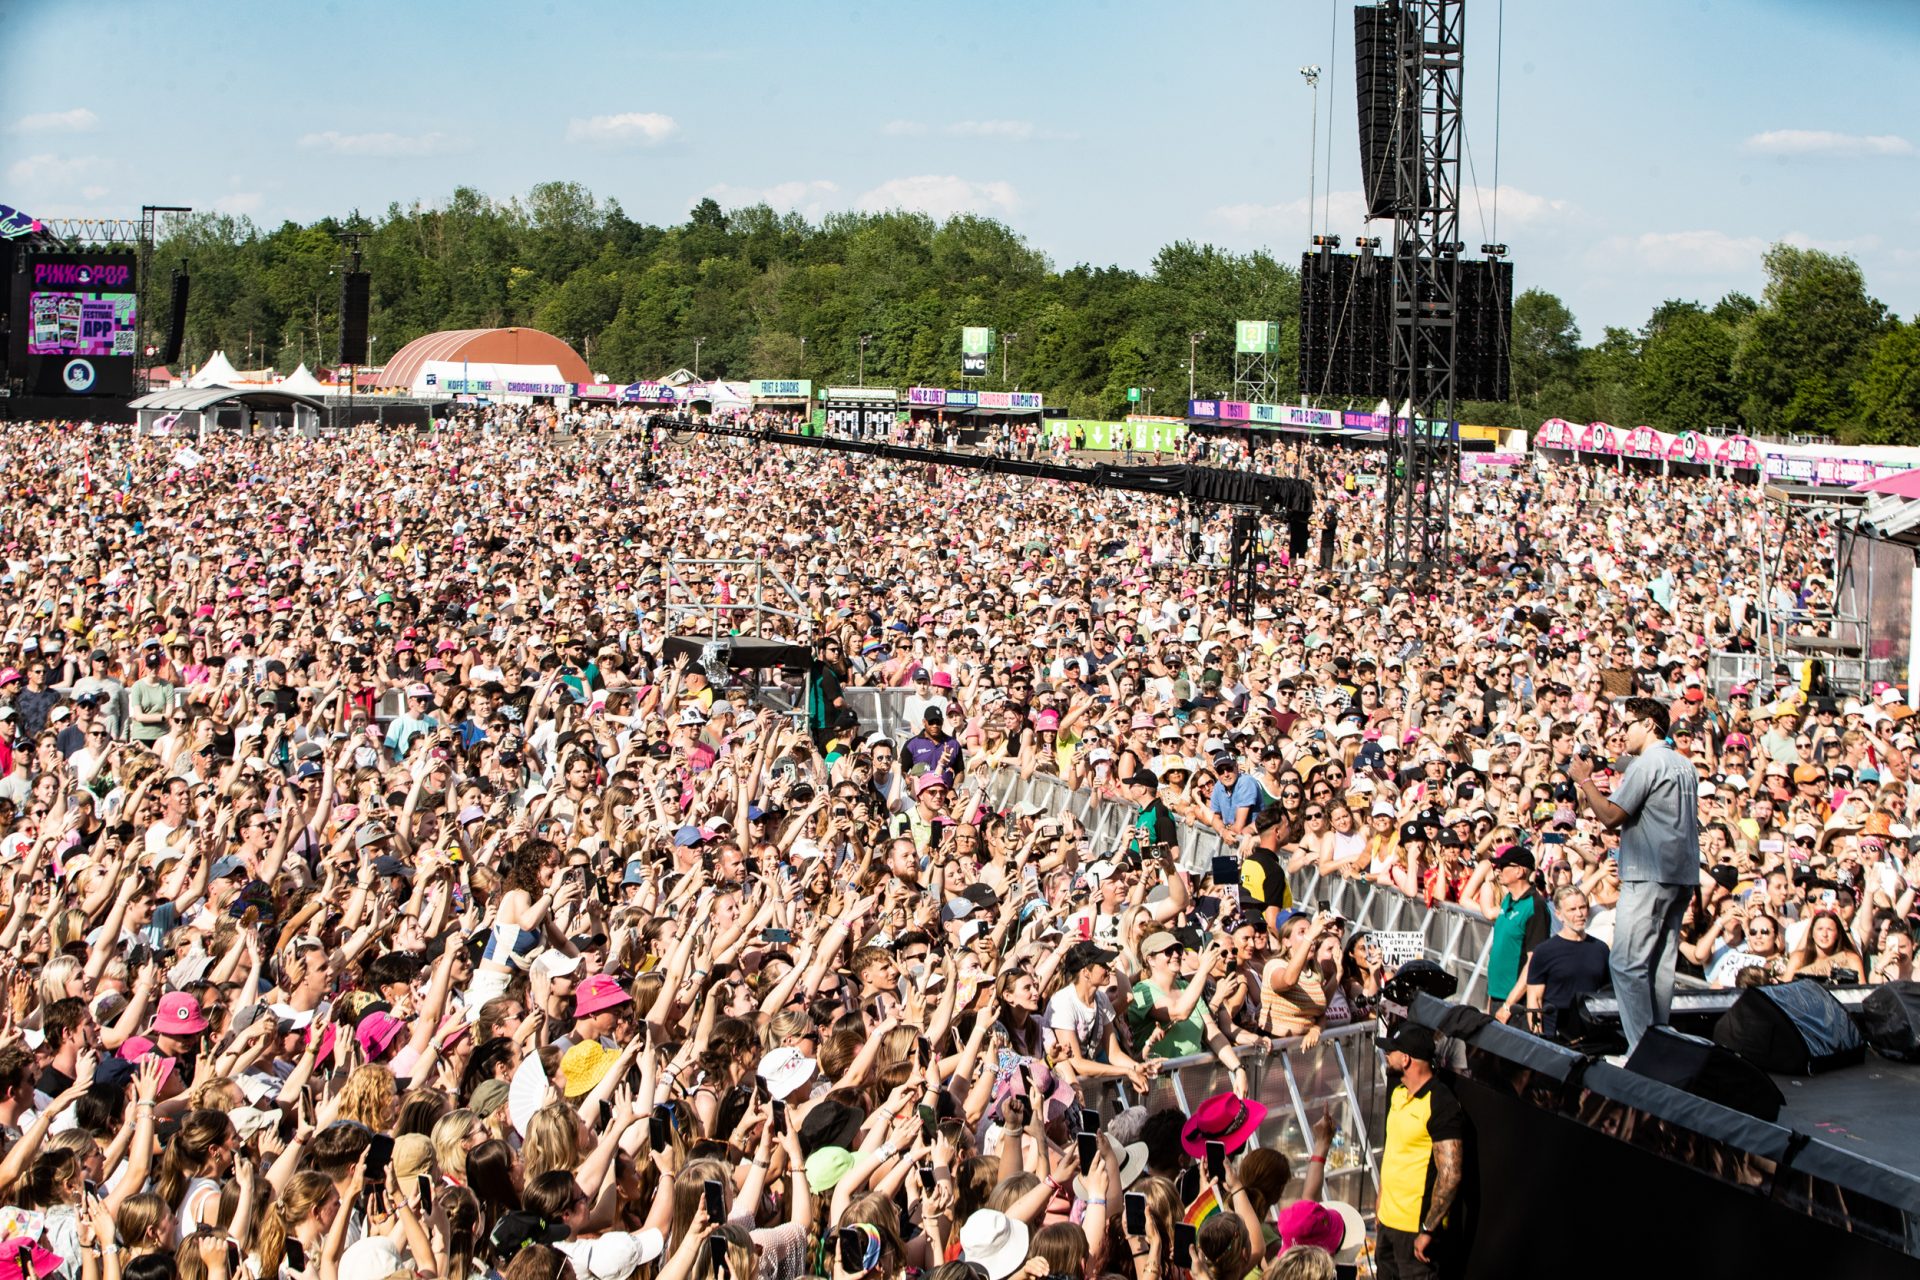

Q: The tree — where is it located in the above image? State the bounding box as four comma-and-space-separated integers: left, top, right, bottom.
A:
1637, 305, 1739, 434
1509, 289, 1581, 406
1734, 245, 1888, 436
1850, 320, 1920, 445
1578, 327, 1642, 425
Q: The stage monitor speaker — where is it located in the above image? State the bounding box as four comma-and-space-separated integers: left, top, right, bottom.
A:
1712, 980, 1865, 1076
336, 271, 371, 365
158, 272, 189, 365
1856, 981, 1920, 1063
1624, 1026, 1786, 1122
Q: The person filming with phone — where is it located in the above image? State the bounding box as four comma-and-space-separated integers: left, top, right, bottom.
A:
1568, 697, 1701, 1052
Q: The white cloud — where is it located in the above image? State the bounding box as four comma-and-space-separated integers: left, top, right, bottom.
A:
565, 113, 678, 147
5, 153, 103, 190
702, 180, 841, 218
213, 192, 264, 215
298, 130, 461, 157
1590, 229, 1767, 275
1745, 129, 1914, 158
881, 120, 928, 137
1589, 228, 1879, 276
1213, 188, 1374, 237
947, 119, 1035, 140
80, 185, 109, 200
13, 108, 97, 134
855, 175, 1019, 220
1473, 185, 1573, 228
1215, 184, 1570, 241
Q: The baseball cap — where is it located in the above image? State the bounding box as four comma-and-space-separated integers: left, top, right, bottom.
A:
1061, 940, 1119, 977
573, 974, 630, 1017
1490, 844, 1536, 872
1382, 1022, 1437, 1061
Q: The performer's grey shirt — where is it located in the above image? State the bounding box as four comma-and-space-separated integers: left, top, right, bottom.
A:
1608, 742, 1700, 885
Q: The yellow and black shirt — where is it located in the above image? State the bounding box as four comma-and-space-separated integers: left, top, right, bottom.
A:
1378, 1076, 1465, 1234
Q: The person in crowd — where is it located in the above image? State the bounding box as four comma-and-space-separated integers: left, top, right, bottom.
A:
1498, 886, 1611, 1039
0, 414, 1887, 1280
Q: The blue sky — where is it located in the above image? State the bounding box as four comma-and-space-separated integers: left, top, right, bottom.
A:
4, 0, 1918, 338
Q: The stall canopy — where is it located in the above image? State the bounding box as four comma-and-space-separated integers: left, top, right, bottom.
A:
1666, 431, 1707, 465
1717, 435, 1762, 469
686, 381, 752, 413
1536, 418, 1577, 450
1622, 424, 1671, 459
1579, 422, 1621, 455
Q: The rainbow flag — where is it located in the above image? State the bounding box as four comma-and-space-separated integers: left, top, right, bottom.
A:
1183, 1185, 1223, 1227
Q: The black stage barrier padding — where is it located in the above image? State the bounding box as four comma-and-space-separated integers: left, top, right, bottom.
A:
1449, 1069, 1919, 1279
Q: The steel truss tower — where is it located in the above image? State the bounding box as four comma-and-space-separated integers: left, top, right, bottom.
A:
1381, 0, 1463, 579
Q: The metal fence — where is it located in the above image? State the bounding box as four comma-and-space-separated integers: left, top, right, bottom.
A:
1084, 1021, 1389, 1229
841, 686, 1499, 1004
969, 761, 1499, 1007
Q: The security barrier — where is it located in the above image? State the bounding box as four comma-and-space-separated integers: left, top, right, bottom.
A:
970, 759, 1499, 1007
1085, 1021, 1389, 1229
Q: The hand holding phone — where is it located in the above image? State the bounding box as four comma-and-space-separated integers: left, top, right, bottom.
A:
1124, 1192, 1147, 1236
1173, 1222, 1196, 1269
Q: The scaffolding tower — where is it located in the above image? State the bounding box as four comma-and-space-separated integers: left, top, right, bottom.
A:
1381, 0, 1464, 579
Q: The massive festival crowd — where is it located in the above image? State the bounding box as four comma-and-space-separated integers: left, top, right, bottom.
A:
0, 409, 1894, 1280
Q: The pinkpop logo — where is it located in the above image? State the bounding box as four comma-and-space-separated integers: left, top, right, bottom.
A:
33, 261, 132, 288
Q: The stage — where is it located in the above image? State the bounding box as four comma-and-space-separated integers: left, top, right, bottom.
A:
1402, 995, 1920, 1278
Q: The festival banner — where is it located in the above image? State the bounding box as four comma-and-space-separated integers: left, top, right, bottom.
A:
749, 379, 812, 399
1716, 435, 1761, 469
1622, 424, 1670, 459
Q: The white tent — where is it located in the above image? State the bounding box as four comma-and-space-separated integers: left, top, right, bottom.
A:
278, 364, 328, 396
188, 351, 240, 389
692, 380, 753, 413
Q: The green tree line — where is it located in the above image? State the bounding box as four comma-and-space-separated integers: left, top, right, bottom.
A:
147, 183, 1920, 439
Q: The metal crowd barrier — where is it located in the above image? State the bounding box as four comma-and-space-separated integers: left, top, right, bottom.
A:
1081, 1021, 1389, 1229
845, 687, 1497, 1000
971, 762, 1499, 1007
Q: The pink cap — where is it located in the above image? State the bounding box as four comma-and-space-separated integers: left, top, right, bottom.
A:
573, 974, 631, 1017
930, 671, 953, 689
1276, 1201, 1346, 1254
356, 1011, 405, 1060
